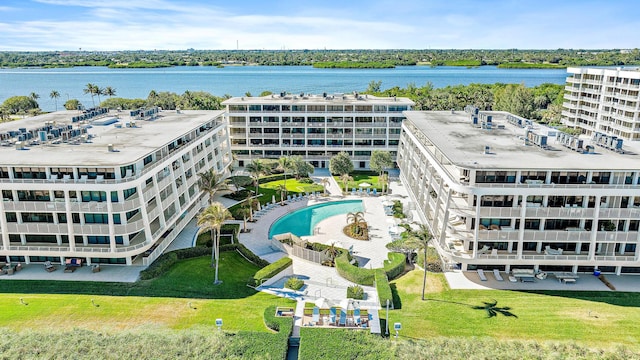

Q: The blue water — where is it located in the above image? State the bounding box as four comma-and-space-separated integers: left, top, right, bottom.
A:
0, 65, 567, 112
269, 200, 364, 238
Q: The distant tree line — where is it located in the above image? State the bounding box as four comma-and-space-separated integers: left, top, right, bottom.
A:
364, 81, 565, 123
1, 49, 639, 68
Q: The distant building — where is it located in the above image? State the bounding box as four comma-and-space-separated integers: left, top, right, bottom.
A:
0, 109, 231, 266
223, 92, 414, 169
562, 67, 640, 141
399, 108, 640, 275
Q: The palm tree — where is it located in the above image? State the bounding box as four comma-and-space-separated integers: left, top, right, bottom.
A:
245, 196, 259, 222
197, 169, 228, 205
277, 156, 293, 189
84, 83, 98, 107
340, 173, 353, 193
321, 177, 330, 195
277, 184, 287, 205
379, 173, 389, 195
238, 205, 252, 233
245, 159, 269, 196
322, 242, 341, 266
49, 90, 60, 111
346, 211, 366, 236
29, 92, 40, 101
104, 86, 116, 98
197, 203, 232, 285
96, 87, 105, 106
402, 223, 433, 300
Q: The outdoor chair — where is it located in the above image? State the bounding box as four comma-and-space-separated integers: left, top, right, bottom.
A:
339, 309, 347, 326
477, 269, 487, 281
353, 308, 361, 326
373, 188, 378, 196
329, 308, 337, 325
493, 269, 504, 281
44, 261, 57, 272
477, 245, 490, 254
351, 188, 356, 195
312, 307, 320, 325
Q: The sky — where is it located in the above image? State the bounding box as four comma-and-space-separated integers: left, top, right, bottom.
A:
0, 0, 638, 51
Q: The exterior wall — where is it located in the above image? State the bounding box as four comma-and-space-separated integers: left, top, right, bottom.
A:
224, 94, 412, 169
0, 116, 232, 266
399, 119, 640, 275
562, 67, 640, 141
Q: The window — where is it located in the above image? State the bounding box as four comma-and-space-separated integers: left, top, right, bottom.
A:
81, 191, 106, 202
84, 213, 109, 224
113, 214, 121, 225
17, 190, 50, 201
123, 188, 137, 200
5, 212, 17, 222
126, 209, 140, 220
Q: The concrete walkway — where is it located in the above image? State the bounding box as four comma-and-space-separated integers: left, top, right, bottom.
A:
0, 262, 142, 282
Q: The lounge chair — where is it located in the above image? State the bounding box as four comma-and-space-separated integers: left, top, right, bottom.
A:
490, 249, 498, 257
477, 245, 490, 254
339, 309, 347, 326
329, 308, 337, 325
493, 269, 504, 281
312, 306, 320, 325
353, 308, 361, 326
373, 188, 378, 196
351, 188, 356, 196
477, 269, 487, 281
44, 261, 57, 272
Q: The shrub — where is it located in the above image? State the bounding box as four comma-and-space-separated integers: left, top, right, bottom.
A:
285, 277, 304, 290
335, 252, 375, 285
225, 305, 293, 359
174, 246, 210, 259
298, 177, 314, 184
392, 200, 405, 218
375, 269, 393, 308
258, 173, 288, 184
347, 284, 365, 300
384, 252, 406, 280
139, 252, 178, 280
251, 257, 292, 286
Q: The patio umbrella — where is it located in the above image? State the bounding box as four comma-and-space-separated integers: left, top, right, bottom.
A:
315, 297, 333, 309
358, 182, 372, 187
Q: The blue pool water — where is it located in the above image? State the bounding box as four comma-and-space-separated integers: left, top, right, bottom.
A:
269, 200, 364, 238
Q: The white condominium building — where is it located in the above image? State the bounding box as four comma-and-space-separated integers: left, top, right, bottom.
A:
223, 92, 413, 169
0, 109, 231, 266
562, 67, 640, 141
399, 108, 640, 275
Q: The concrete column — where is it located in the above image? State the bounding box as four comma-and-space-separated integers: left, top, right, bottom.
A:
0, 199, 9, 250
588, 195, 601, 260
64, 190, 76, 252
517, 195, 526, 259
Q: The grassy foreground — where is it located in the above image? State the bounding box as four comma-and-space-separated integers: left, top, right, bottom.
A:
0, 254, 293, 332
385, 270, 640, 351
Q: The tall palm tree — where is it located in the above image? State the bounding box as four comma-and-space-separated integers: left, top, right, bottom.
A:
29, 92, 40, 101
245, 196, 259, 222
277, 156, 293, 189
277, 184, 287, 205
245, 159, 269, 196
104, 86, 116, 98
321, 177, 330, 195
402, 223, 433, 300
197, 202, 232, 284
197, 169, 228, 205
84, 83, 97, 107
96, 87, 104, 106
379, 173, 389, 195
49, 90, 60, 111
238, 205, 251, 233
340, 173, 353, 193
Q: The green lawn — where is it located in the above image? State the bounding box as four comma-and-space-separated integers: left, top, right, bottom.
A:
384, 270, 640, 350
260, 178, 324, 196
334, 172, 383, 193
0, 253, 294, 332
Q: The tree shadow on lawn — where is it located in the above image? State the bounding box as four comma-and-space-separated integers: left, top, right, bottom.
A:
522, 290, 640, 308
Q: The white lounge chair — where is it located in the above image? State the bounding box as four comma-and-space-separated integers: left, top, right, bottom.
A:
493, 269, 504, 281
490, 248, 498, 257
477, 245, 490, 254
477, 269, 487, 281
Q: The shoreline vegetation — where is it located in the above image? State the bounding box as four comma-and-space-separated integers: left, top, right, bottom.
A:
1, 49, 639, 69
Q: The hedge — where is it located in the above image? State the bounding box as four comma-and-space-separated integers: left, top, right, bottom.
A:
383, 252, 406, 280
222, 243, 270, 268
335, 252, 375, 286
251, 257, 292, 286
139, 252, 178, 280
375, 269, 393, 308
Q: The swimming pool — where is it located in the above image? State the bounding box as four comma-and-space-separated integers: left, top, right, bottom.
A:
269, 200, 364, 238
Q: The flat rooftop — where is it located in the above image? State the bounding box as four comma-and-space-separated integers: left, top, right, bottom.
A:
0, 109, 225, 167
222, 93, 414, 106
404, 110, 640, 170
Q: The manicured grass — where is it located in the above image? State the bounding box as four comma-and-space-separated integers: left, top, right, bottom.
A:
334, 172, 383, 193
384, 270, 640, 350
0, 254, 294, 332
260, 178, 323, 195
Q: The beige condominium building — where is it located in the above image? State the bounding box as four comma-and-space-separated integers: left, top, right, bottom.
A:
562, 66, 640, 141
223, 92, 413, 169
0, 108, 231, 266
398, 107, 640, 275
